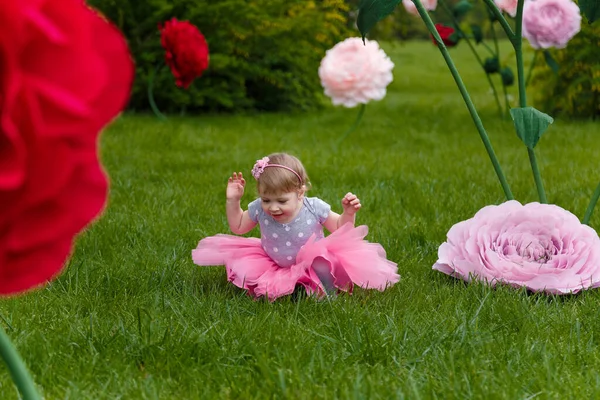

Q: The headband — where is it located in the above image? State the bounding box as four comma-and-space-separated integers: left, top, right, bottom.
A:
251, 156, 303, 184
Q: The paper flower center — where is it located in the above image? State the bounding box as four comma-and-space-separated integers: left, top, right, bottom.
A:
499, 236, 558, 264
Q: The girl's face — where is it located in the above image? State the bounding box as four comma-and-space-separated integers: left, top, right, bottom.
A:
259, 190, 304, 223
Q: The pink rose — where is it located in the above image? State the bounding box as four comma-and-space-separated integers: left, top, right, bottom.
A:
318, 38, 394, 108
433, 201, 600, 294
522, 0, 581, 49
402, 0, 438, 16
494, 0, 518, 17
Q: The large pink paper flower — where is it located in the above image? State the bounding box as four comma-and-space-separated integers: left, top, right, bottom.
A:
402, 0, 438, 16
433, 201, 600, 294
494, 0, 518, 17
318, 37, 394, 108
522, 0, 581, 49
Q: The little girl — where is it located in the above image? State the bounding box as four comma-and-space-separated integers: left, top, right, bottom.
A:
192, 152, 399, 300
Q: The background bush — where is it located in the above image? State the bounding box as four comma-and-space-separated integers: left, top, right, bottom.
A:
530, 19, 600, 119
88, 0, 352, 113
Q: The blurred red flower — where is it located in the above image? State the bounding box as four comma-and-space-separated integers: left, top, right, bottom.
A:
431, 24, 459, 47
159, 18, 209, 89
0, 0, 134, 294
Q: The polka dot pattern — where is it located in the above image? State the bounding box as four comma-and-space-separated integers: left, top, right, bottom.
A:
248, 197, 331, 267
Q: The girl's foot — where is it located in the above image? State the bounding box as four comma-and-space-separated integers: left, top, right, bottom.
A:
312, 257, 336, 297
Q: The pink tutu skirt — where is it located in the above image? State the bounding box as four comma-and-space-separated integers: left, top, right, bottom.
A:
191, 223, 400, 300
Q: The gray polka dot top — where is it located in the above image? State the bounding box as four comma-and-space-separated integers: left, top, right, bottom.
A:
248, 197, 331, 267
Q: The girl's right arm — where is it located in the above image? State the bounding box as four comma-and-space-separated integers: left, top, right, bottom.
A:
226, 172, 257, 235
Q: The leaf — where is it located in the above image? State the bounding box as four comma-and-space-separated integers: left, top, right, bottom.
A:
470, 24, 483, 44
543, 50, 559, 74
357, 0, 401, 39
579, 0, 600, 23
453, 0, 473, 19
510, 107, 554, 149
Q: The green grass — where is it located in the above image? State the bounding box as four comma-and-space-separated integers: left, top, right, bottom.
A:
2, 40, 600, 399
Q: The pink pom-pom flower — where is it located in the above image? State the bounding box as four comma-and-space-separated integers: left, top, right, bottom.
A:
433, 201, 600, 294
402, 0, 438, 16
318, 37, 394, 108
522, 0, 581, 49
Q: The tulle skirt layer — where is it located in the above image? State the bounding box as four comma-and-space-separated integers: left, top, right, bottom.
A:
192, 223, 400, 300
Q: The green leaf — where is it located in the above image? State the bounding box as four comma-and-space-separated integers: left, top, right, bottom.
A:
510, 107, 554, 149
483, 57, 500, 74
470, 24, 483, 44
500, 66, 514, 86
357, 0, 401, 39
453, 0, 473, 19
543, 50, 559, 74
579, 0, 600, 23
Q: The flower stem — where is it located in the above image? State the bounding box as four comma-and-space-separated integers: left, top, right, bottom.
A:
514, 1, 526, 107
0, 324, 41, 400
438, 0, 503, 118
501, 78, 511, 116
414, 0, 514, 201
480, 42, 496, 57
583, 181, 600, 225
337, 104, 366, 145
513, 0, 547, 203
525, 50, 539, 87
490, 21, 511, 119
490, 21, 500, 57
527, 148, 547, 203
148, 66, 167, 121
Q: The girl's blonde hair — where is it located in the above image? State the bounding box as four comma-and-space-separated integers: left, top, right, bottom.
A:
256, 153, 311, 195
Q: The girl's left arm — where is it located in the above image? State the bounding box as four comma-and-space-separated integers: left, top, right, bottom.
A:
322, 192, 361, 233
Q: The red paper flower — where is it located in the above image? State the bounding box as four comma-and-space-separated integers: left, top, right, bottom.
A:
431, 24, 459, 47
0, 0, 134, 295
159, 18, 209, 89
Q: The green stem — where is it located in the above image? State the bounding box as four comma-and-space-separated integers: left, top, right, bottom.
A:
0, 325, 41, 400
525, 50, 539, 88
513, 0, 547, 203
439, 0, 503, 118
414, 0, 514, 200
583, 181, 600, 225
490, 20, 511, 119
514, 1, 526, 107
480, 42, 497, 57
148, 66, 167, 121
527, 148, 547, 203
501, 78, 511, 117
337, 104, 366, 145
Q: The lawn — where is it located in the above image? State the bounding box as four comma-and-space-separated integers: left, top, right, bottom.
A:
1, 39, 600, 399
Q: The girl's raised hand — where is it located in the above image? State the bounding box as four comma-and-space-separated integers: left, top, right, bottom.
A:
341, 192, 361, 215
226, 172, 246, 201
